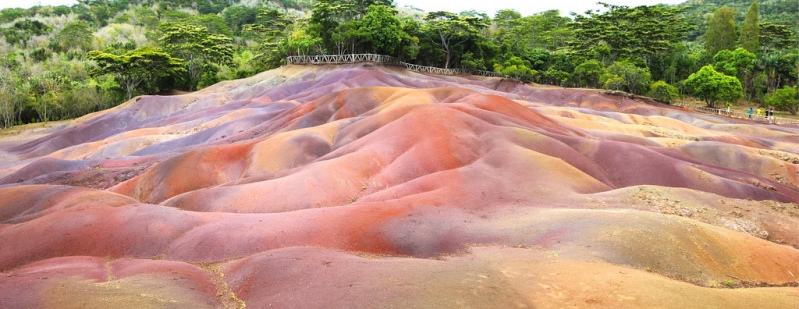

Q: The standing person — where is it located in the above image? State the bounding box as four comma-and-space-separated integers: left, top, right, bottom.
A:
748, 107, 753, 119
769, 107, 776, 124
726, 105, 731, 116
765, 107, 772, 123
756, 107, 762, 119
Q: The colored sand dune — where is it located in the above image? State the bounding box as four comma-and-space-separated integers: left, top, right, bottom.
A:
1, 64, 797, 308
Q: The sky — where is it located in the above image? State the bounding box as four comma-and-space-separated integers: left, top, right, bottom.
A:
394, 0, 687, 16
1, 0, 688, 16
0, 0, 77, 10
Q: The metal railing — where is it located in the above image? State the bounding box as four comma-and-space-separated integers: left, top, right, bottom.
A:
286, 53, 515, 80
692, 106, 799, 125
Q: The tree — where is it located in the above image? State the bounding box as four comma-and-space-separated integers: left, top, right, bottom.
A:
543, 68, 570, 86
759, 22, 797, 54
2, 19, 51, 45
569, 4, 693, 65
223, 5, 258, 35
713, 48, 756, 98
158, 22, 233, 91
604, 60, 651, 95
88, 47, 185, 99
740, 2, 759, 54
247, 8, 292, 69
493, 56, 536, 81
760, 52, 798, 93
765, 86, 798, 115
704, 6, 737, 58
423, 11, 485, 69
56, 21, 94, 51
572, 59, 604, 88
358, 5, 404, 55
28, 71, 63, 123
649, 81, 679, 104
684, 65, 743, 107
496, 10, 572, 57
309, 0, 394, 54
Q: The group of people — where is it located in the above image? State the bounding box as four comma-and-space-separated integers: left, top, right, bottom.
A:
747, 107, 777, 124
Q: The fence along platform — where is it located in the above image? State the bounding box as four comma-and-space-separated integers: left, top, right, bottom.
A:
692, 105, 799, 125
286, 54, 511, 79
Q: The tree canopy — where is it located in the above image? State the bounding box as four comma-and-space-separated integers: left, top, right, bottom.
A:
88, 47, 185, 99
158, 22, 233, 90
685, 65, 743, 107
704, 6, 737, 58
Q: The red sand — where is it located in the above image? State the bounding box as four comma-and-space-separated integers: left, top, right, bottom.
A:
0, 64, 797, 308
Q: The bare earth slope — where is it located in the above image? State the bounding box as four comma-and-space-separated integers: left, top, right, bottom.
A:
1, 64, 797, 308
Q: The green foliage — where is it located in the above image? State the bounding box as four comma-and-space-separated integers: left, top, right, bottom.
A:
572, 60, 604, 88
248, 9, 292, 69
713, 48, 756, 79
0, 8, 26, 24
309, 0, 394, 54
493, 56, 536, 81
604, 60, 651, 95
649, 81, 679, 104
569, 4, 693, 63
704, 6, 737, 58
600, 73, 625, 91
685, 65, 743, 107
158, 22, 234, 90
679, 0, 797, 41
223, 5, 259, 35
764, 86, 798, 115
2, 19, 51, 45
739, 2, 759, 54
760, 52, 798, 93
759, 23, 797, 54
88, 46, 185, 99
495, 10, 572, 56
543, 68, 570, 86
57, 21, 94, 51
358, 5, 404, 55
422, 11, 487, 69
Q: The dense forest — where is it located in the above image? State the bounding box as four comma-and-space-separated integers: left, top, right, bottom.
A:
0, 0, 796, 127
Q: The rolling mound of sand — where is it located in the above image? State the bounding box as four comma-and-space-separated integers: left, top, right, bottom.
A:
1, 64, 797, 308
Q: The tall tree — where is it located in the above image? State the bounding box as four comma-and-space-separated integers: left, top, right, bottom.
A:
572, 59, 604, 88
308, 0, 393, 54
739, 2, 759, 54
357, 5, 404, 55
704, 6, 737, 58
423, 11, 486, 69
684, 65, 743, 107
713, 48, 756, 94
56, 21, 94, 51
602, 60, 651, 95
569, 4, 693, 65
158, 22, 233, 91
759, 22, 796, 54
88, 47, 185, 99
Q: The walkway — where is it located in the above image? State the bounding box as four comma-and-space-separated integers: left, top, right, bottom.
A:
286, 53, 513, 80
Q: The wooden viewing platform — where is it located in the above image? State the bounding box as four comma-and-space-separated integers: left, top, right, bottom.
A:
286, 54, 512, 80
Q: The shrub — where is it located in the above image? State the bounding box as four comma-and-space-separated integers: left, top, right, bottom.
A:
649, 81, 680, 104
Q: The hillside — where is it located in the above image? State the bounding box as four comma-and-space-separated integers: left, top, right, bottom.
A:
0, 63, 797, 307
2, 0, 797, 129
